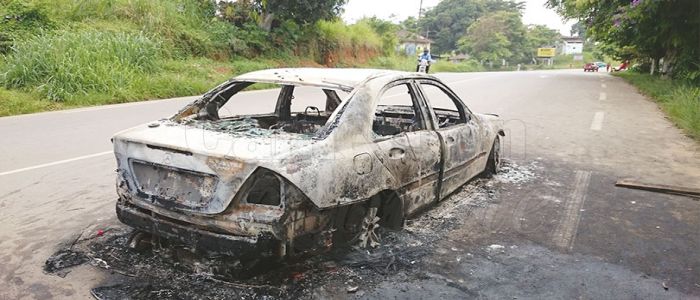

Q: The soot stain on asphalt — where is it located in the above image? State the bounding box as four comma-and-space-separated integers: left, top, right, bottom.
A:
43, 249, 90, 278
44, 161, 536, 299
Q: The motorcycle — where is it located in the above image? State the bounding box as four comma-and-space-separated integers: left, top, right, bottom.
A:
417, 58, 430, 73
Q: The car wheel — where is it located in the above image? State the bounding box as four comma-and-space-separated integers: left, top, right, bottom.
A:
337, 200, 381, 248
356, 206, 381, 248
483, 136, 501, 177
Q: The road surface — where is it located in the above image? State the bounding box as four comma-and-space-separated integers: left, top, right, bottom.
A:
1, 69, 699, 299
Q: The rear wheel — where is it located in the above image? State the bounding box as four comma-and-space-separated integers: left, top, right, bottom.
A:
337, 201, 381, 248
483, 136, 501, 177
335, 192, 403, 249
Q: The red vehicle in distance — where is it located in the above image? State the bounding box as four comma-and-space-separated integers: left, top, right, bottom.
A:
583, 63, 599, 72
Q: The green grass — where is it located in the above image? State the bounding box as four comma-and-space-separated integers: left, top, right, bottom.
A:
0, 56, 279, 116
615, 72, 700, 140
2, 29, 161, 101
0, 88, 65, 116
431, 60, 484, 72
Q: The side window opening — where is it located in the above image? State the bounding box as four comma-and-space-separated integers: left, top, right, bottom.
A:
175, 81, 347, 137
373, 83, 426, 137
419, 83, 467, 128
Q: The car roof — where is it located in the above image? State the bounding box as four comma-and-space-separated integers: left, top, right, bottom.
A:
235, 68, 414, 91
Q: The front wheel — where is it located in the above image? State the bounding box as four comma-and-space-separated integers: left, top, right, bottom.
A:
483, 136, 501, 177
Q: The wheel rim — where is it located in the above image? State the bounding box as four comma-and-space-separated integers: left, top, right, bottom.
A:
356, 207, 380, 248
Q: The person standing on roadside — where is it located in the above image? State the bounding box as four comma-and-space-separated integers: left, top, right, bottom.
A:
606, 62, 611, 72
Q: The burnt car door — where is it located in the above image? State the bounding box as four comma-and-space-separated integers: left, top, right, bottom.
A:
416, 79, 481, 199
371, 80, 442, 216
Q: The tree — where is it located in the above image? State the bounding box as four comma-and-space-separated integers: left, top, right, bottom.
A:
399, 16, 419, 33
219, 0, 347, 31
218, 0, 259, 27
525, 24, 561, 60
458, 11, 527, 63
547, 0, 700, 81
258, 0, 347, 31
569, 21, 585, 39
418, 0, 523, 53
357, 17, 400, 55
459, 11, 529, 62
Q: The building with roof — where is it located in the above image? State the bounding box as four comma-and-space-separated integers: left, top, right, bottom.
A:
559, 36, 584, 55
396, 30, 433, 56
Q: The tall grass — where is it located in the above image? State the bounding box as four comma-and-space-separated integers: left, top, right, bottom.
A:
315, 20, 382, 53
1, 30, 160, 101
32, 0, 228, 57
616, 72, 700, 140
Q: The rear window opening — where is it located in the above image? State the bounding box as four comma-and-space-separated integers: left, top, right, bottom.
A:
175, 82, 348, 137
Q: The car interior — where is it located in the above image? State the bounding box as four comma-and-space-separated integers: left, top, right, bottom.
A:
189, 82, 345, 135
179, 80, 467, 137
372, 83, 426, 136
371, 82, 467, 137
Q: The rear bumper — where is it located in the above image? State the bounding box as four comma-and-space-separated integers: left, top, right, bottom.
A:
116, 202, 280, 257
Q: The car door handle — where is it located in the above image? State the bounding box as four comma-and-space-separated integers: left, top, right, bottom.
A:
389, 147, 405, 159
447, 136, 455, 143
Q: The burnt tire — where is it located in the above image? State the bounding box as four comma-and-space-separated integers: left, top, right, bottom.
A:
335, 199, 382, 249
483, 136, 501, 177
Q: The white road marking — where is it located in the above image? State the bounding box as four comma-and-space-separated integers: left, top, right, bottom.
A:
447, 74, 497, 85
552, 170, 592, 251
599, 92, 607, 101
0, 151, 112, 177
590, 112, 605, 131
601, 83, 607, 88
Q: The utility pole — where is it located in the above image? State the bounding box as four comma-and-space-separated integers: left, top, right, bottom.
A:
418, 0, 424, 19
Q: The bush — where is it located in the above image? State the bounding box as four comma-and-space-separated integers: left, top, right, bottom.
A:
0, 0, 55, 53
314, 20, 382, 63
432, 59, 484, 72
666, 86, 700, 138
30, 0, 224, 58
1, 29, 161, 101
368, 56, 415, 71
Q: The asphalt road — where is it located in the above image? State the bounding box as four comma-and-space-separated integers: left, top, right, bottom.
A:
1, 69, 699, 299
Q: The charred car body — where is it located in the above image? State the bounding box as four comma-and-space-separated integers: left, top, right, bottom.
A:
113, 68, 504, 258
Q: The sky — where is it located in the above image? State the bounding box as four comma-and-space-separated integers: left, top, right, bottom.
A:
342, 0, 576, 35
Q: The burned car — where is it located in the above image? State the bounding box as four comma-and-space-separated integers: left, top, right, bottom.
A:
113, 68, 504, 258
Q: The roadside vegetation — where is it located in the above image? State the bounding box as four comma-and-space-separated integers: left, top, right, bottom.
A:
0, 0, 562, 116
615, 72, 700, 140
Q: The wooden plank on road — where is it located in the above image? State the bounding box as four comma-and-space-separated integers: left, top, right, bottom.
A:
615, 179, 700, 200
